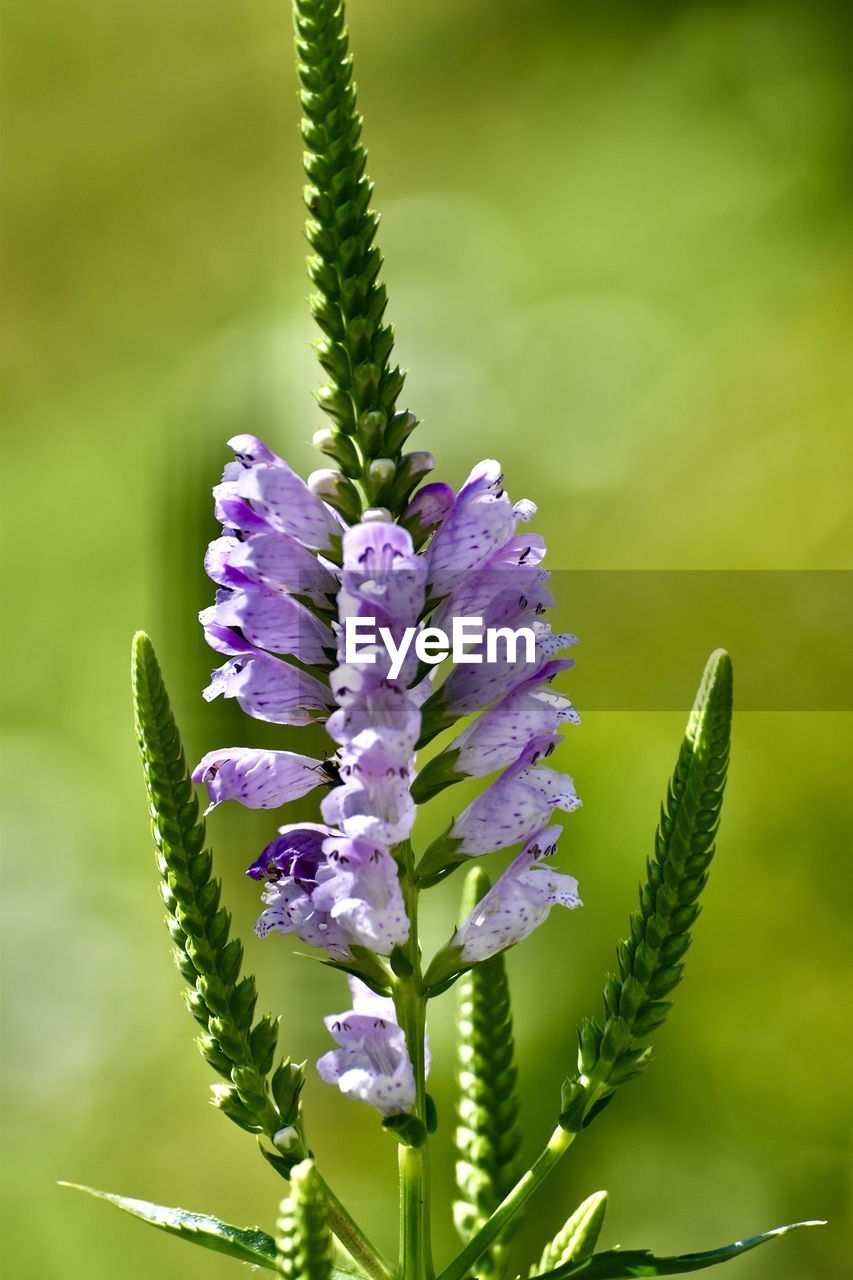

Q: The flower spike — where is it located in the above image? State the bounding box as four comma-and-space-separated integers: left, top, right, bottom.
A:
453, 866, 524, 1280
560, 649, 733, 1132
131, 632, 303, 1153
295, 0, 416, 503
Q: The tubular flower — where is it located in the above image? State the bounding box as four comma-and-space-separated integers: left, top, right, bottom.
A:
443, 734, 580, 857
249, 826, 408, 957
192, 747, 331, 813
452, 826, 581, 963
316, 979, 429, 1116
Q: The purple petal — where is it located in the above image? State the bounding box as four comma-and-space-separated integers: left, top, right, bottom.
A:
316, 979, 426, 1115
192, 747, 327, 812
427, 460, 529, 594
327, 670, 422, 759
205, 532, 337, 606
203, 650, 334, 725
201, 588, 334, 667
218, 435, 341, 550
401, 482, 455, 542
247, 822, 332, 879
449, 735, 580, 855
453, 825, 581, 962
255, 877, 350, 955
340, 522, 426, 630
439, 624, 577, 718
321, 732, 415, 845
449, 671, 578, 778
312, 836, 409, 954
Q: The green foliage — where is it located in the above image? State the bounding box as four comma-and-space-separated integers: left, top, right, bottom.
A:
561, 649, 733, 1131
532, 1192, 608, 1275
294, 0, 419, 506
131, 632, 304, 1154
60, 1183, 279, 1270
276, 1160, 334, 1280
453, 866, 523, 1280
534, 1221, 823, 1279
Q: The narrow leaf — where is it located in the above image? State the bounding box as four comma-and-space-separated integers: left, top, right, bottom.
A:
59, 1183, 278, 1269
538, 1221, 824, 1280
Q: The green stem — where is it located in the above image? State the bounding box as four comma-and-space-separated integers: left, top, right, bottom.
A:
394, 849, 433, 1280
320, 1176, 395, 1280
438, 1126, 577, 1280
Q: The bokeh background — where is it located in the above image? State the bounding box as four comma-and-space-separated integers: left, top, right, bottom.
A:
2, 0, 851, 1276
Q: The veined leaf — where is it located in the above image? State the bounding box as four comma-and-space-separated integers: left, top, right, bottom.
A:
536, 1221, 824, 1279
59, 1183, 279, 1270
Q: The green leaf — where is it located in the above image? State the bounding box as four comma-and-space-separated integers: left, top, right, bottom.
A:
561, 649, 734, 1132
532, 1192, 608, 1274
537, 1221, 824, 1279
59, 1183, 279, 1269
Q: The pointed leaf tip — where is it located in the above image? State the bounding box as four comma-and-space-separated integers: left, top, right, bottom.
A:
537, 1219, 824, 1279
59, 1182, 279, 1270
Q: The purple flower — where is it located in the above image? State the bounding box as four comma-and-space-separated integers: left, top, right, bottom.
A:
201, 587, 334, 668
338, 522, 426, 632
321, 731, 416, 846
250, 826, 408, 956
445, 734, 580, 856
205, 532, 337, 607
192, 747, 329, 812
215, 434, 342, 551
452, 826, 581, 962
445, 665, 579, 778
327, 666, 422, 760
316, 978, 427, 1115
313, 835, 409, 953
426, 460, 535, 597
252, 825, 351, 955
204, 648, 335, 725
401, 481, 455, 546
435, 622, 577, 719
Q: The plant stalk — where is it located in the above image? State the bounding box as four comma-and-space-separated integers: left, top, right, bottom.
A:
394, 849, 433, 1280
320, 1175, 396, 1280
438, 1125, 578, 1280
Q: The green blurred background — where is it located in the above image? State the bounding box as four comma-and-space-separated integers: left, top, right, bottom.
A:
2, 0, 851, 1276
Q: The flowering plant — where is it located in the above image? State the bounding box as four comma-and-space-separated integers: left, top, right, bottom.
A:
65, 2, 822, 1276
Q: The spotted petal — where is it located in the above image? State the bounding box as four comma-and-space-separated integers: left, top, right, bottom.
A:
453, 826, 581, 962
192, 748, 327, 812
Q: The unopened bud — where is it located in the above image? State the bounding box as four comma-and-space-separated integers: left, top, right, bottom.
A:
312, 427, 361, 477
272, 1125, 302, 1154
358, 410, 386, 456
362, 506, 392, 523
307, 469, 361, 522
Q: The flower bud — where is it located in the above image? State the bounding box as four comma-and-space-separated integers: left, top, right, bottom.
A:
307, 469, 362, 522
312, 427, 361, 476
366, 457, 395, 502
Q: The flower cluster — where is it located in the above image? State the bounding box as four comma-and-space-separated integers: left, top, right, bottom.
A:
192, 436, 582, 1114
